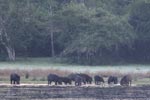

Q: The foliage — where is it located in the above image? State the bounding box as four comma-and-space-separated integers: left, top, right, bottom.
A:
0, 0, 150, 65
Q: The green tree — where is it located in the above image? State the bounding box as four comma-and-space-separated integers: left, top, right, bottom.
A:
128, 0, 150, 62
55, 2, 135, 64
0, 0, 17, 61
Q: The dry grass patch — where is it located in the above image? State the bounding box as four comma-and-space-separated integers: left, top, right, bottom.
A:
0, 68, 149, 85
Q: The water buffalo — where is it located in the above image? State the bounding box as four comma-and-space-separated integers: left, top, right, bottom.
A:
79, 73, 93, 84
47, 74, 62, 85
108, 76, 118, 85
10, 73, 20, 84
74, 75, 83, 86
68, 73, 86, 85
94, 75, 104, 85
120, 75, 132, 86
68, 73, 78, 81
60, 77, 72, 85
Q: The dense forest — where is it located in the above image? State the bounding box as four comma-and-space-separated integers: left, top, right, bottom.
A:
0, 0, 150, 65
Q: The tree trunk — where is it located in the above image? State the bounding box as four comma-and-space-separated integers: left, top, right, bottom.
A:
0, 21, 15, 61
49, 5, 55, 57
50, 30, 55, 57
0, 16, 15, 61
5, 45, 15, 61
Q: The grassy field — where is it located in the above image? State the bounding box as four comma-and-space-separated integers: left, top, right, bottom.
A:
0, 57, 150, 73
0, 76, 150, 86
0, 57, 150, 85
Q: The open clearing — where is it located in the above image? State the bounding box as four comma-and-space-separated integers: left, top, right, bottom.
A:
0, 58, 150, 73
0, 58, 150, 86
0, 58, 150, 99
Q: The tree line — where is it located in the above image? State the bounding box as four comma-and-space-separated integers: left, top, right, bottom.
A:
0, 0, 150, 65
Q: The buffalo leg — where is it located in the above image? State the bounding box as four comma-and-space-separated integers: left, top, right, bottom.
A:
10, 80, 13, 84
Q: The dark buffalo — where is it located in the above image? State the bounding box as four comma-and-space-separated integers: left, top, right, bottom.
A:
74, 75, 83, 86
47, 74, 62, 85
94, 75, 104, 85
108, 76, 118, 85
68, 73, 78, 81
60, 77, 72, 85
79, 73, 93, 84
120, 75, 132, 86
10, 73, 20, 84
68, 73, 86, 85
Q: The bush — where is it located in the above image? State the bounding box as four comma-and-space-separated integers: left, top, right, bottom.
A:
32, 77, 37, 81
39, 77, 46, 81
25, 72, 30, 79
0, 52, 7, 61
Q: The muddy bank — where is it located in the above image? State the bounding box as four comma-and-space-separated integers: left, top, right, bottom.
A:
0, 85, 150, 100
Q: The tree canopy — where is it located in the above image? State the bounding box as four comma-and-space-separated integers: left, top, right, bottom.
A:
0, 0, 150, 65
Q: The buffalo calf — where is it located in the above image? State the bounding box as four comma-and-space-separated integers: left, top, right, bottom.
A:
10, 73, 20, 85
47, 74, 62, 85
108, 76, 118, 85
120, 75, 132, 86
94, 75, 104, 85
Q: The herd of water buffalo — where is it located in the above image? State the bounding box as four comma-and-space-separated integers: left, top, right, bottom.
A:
10, 73, 132, 86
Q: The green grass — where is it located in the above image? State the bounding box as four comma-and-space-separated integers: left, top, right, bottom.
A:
0, 76, 47, 84
0, 57, 149, 85
0, 76, 150, 86
133, 78, 150, 85
0, 57, 150, 73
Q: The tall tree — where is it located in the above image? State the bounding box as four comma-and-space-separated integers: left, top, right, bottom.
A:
57, 2, 135, 64
0, 0, 16, 61
44, 0, 60, 57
